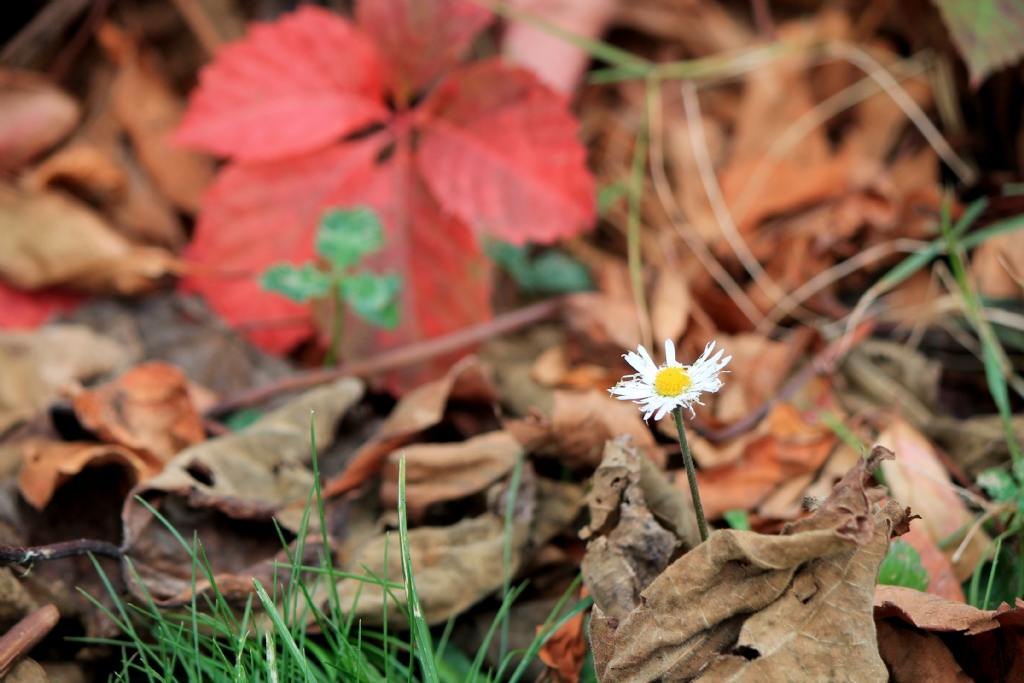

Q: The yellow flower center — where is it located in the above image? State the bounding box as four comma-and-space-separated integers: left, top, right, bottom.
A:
654, 366, 691, 397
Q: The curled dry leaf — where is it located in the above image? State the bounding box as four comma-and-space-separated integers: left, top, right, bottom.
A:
121, 378, 364, 606
0, 185, 179, 295
538, 586, 590, 683
96, 23, 214, 213
380, 430, 522, 519
875, 620, 975, 683
335, 470, 583, 627
18, 440, 156, 511
0, 69, 79, 172
580, 436, 698, 619
73, 361, 206, 465
323, 356, 498, 497
589, 446, 908, 683
0, 325, 130, 434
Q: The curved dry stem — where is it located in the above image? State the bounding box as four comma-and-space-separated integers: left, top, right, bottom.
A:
730, 54, 931, 226
680, 81, 798, 314
646, 81, 766, 328
826, 42, 975, 185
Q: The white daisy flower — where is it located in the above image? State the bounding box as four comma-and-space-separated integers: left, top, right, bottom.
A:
609, 339, 730, 421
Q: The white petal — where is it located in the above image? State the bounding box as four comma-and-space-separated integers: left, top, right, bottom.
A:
665, 339, 676, 365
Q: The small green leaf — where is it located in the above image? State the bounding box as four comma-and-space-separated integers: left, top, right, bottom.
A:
260, 263, 331, 302
486, 240, 593, 295
223, 408, 264, 431
722, 509, 751, 531
932, 0, 1024, 85
316, 207, 384, 269
877, 538, 930, 591
597, 181, 628, 217
341, 273, 402, 330
978, 468, 1019, 502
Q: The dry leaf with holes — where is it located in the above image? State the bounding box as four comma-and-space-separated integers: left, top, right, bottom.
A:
380, 430, 523, 519
590, 446, 910, 682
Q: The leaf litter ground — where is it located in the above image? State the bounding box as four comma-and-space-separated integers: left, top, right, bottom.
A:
4, 0, 1024, 682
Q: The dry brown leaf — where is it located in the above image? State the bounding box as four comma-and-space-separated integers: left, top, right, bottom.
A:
711, 331, 808, 423
18, 440, 157, 510
96, 23, 214, 213
538, 587, 589, 683
876, 619, 975, 683
590, 446, 906, 683
506, 389, 663, 470
877, 418, 990, 581
874, 586, 998, 634
22, 143, 185, 249
335, 472, 583, 626
580, 437, 696, 619
323, 356, 498, 497
694, 403, 836, 519
73, 361, 206, 466
0, 70, 79, 172
0, 184, 179, 294
0, 325, 131, 434
974, 231, 1024, 299
121, 378, 364, 606
380, 430, 523, 519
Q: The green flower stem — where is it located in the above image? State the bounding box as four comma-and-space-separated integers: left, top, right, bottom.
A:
673, 406, 709, 543
325, 284, 345, 367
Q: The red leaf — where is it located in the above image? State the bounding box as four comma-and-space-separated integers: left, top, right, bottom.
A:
174, 6, 388, 162
0, 282, 80, 329
183, 136, 491, 373
417, 60, 595, 245
356, 0, 492, 104
182, 138, 386, 352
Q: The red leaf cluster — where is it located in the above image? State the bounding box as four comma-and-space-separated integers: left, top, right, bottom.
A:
175, 1, 596, 362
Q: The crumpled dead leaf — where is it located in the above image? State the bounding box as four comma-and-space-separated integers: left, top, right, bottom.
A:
18, 441, 156, 511
874, 586, 1024, 682
589, 445, 910, 682
580, 436, 698, 619
121, 377, 364, 606
96, 23, 214, 213
323, 356, 498, 497
0, 70, 79, 172
0, 184, 180, 294
380, 430, 522, 520
335, 469, 583, 627
72, 361, 206, 465
0, 325, 132, 434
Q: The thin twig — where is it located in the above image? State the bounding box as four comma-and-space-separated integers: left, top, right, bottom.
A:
0, 605, 59, 677
207, 298, 562, 417
680, 81, 802, 315
0, 540, 123, 565
692, 321, 874, 442
646, 81, 766, 328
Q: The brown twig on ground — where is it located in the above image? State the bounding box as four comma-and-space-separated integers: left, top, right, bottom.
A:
0, 0, 89, 68
692, 321, 875, 443
206, 298, 563, 417
0, 605, 60, 678
0, 540, 123, 566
